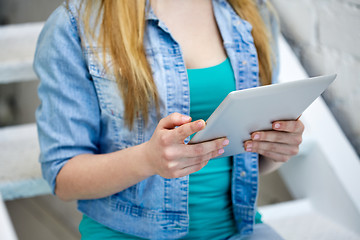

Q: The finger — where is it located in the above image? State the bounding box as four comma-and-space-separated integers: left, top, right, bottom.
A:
167, 159, 210, 179
244, 140, 299, 156
182, 138, 229, 158
272, 120, 305, 133
175, 119, 206, 141
180, 146, 225, 169
159, 113, 192, 130
179, 159, 210, 176
250, 131, 302, 145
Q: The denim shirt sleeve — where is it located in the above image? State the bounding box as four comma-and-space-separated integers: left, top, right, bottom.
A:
34, 4, 100, 194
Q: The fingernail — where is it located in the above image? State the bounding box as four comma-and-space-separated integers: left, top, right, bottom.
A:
182, 115, 191, 122
218, 148, 225, 154
253, 134, 260, 140
197, 120, 204, 127
274, 123, 281, 129
246, 143, 252, 152
223, 139, 230, 146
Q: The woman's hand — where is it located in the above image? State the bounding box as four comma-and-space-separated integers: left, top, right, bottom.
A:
244, 120, 304, 163
143, 113, 229, 179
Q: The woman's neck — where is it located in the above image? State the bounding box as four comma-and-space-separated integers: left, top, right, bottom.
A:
150, 0, 227, 69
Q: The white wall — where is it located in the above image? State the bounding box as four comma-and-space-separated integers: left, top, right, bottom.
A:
271, 0, 360, 156
0, 0, 62, 24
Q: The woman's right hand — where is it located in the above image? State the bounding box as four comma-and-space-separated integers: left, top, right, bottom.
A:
143, 113, 229, 179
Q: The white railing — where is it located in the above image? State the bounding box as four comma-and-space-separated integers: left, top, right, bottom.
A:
0, 193, 18, 240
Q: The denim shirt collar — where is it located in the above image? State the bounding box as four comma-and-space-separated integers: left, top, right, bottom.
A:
145, 0, 157, 22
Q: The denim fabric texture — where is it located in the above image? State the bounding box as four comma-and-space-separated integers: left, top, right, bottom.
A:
34, 0, 279, 239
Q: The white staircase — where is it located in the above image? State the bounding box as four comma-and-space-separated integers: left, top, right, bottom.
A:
0, 22, 50, 202
259, 36, 360, 239
261, 199, 360, 240
0, 22, 43, 83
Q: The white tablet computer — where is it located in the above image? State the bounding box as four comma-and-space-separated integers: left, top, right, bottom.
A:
188, 74, 337, 158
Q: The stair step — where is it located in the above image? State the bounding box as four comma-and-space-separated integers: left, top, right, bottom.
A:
0, 22, 43, 84
0, 123, 50, 200
260, 199, 360, 240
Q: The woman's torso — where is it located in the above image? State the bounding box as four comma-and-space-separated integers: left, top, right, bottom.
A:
82, 1, 261, 235
35, 0, 279, 238
79, 57, 238, 240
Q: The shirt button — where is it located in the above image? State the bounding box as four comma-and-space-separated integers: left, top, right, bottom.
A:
242, 61, 247, 65
235, 20, 241, 25
240, 171, 246, 177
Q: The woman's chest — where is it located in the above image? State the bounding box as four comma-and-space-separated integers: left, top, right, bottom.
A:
150, 0, 227, 69
81, 2, 260, 150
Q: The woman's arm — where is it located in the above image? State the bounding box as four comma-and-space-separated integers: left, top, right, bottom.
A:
55, 113, 228, 201
35, 6, 227, 202
244, 120, 305, 175
258, 155, 284, 175
55, 143, 151, 201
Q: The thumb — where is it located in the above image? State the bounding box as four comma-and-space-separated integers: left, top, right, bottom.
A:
158, 113, 192, 130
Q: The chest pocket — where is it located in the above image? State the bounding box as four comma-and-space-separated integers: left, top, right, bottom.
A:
85, 48, 145, 148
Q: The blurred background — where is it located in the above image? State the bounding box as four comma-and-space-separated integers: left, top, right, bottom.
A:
0, 0, 359, 239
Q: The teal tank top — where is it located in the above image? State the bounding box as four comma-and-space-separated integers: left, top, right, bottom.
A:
79, 58, 261, 239
184, 58, 237, 239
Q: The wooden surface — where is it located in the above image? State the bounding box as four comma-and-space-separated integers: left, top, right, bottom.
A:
6, 195, 81, 240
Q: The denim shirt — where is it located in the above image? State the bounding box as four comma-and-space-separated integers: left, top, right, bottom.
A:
34, 0, 279, 239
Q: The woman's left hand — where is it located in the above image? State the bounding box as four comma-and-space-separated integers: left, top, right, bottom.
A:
244, 120, 304, 162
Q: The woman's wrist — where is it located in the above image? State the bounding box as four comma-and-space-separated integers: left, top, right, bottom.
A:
135, 141, 157, 178
258, 155, 283, 175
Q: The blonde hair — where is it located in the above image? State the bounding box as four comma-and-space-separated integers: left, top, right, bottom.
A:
79, 0, 272, 129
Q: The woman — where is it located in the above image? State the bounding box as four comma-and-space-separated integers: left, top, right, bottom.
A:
34, 0, 303, 239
